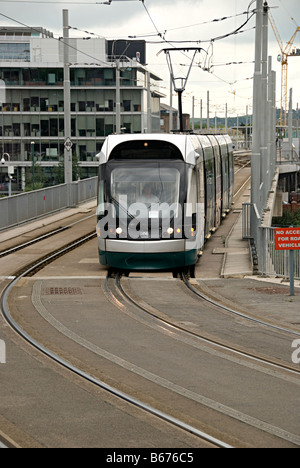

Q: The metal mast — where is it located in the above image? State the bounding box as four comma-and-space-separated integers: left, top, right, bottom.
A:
158, 48, 203, 132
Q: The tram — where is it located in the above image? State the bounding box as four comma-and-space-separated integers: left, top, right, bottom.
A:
96, 133, 234, 275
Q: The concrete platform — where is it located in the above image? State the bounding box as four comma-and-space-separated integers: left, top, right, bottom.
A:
220, 212, 253, 278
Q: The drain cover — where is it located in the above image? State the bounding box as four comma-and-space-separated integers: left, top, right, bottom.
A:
44, 287, 83, 296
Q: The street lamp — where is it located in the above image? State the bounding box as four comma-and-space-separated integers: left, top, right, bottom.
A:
31, 141, 35, 191
0, 152, 13, 197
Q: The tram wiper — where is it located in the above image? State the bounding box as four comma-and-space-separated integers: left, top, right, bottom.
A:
111, 196, 135, 220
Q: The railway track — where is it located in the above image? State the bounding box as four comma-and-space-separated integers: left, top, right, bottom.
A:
0, 212, 96, 259
3, 244, 300, 447
3, 234, 300, 447
1, 237, 232, 449
105, 272, 300, 447
115, 272, 300, 375
182, 273, 300, 339
1, 166, 299, 448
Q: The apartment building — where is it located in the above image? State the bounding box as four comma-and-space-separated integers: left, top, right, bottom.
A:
0, 27, 163, 191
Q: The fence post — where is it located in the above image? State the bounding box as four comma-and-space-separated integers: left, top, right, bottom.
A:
290, 250, 295, 296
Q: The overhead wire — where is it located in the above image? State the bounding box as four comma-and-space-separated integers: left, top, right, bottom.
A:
0, 0, 259, 111
0, 11, 113, 67
0, 0, 113, 3
140, 0, 166, 40
143, 13, 256, 44
130, 9, 256, 40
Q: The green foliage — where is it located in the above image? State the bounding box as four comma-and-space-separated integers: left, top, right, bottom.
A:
25, 163, 47, 191
273, 209, 300, 227
53, 155, 82, 185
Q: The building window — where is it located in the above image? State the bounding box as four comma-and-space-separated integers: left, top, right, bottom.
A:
0, 43, 30, 61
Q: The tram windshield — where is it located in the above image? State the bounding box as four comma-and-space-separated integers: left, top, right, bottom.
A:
109, 163, 183, 213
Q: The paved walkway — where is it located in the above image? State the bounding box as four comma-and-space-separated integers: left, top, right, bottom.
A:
0, 200, 96, 244
221, 211, 253, 278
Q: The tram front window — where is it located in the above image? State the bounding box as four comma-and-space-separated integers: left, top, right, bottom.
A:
110, 164, 183, 213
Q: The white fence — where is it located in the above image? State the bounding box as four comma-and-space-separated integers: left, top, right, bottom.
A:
0, 177, 97, 231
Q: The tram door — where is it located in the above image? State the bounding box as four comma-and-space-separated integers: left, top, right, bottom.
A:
195, 149, 205, 253
224, 135, 234, 209
203, 145, 216, 237
216, 136, 229, 215
207, 135, 222, 229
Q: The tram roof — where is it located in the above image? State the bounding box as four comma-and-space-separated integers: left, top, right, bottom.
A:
97, 133, 232, 165
98, 133, 195, 165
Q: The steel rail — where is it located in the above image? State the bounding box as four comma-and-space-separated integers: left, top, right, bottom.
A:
0, 213, 95, 258
182, 274, 300, 339
116, 273, 300, 376
109, 274, 300, 446
0, 237, 232, 449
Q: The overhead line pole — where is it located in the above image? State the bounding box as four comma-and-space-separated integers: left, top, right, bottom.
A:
251, 0, 263, 221
261, 1, 269, 208
159, 47, 202, 133
63, 10, 73, 200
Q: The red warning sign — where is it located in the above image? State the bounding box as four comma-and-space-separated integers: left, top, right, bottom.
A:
275, 228, 300, 251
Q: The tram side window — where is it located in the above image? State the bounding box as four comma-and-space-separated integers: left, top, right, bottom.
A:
204, 147, 215, 196
221, 145, 229, 176
97, 167, 106, 218
203, 146, 216, 232
186, 167, 197, 223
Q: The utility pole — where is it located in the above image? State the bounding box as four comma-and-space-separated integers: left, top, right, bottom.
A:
261, 1, 269, 207
63, 10, 72, 191
169, 75, 173, 132
288, 88, 293, 160
159, 47, 202, 133
200, 99, 203, 133
207, 91, 210, 133
115, 60, 121, 134
246, 105, 249, 149
297, 103, 299, 138
192, 96, 195, 132
147, 71, 152, 133
251, 0, 263, 217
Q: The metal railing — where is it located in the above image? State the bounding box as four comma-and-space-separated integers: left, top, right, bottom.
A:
260, 227, 300, 280
242, 202, 300, 280
0, 177, 97, 231
242, 202, 252, 239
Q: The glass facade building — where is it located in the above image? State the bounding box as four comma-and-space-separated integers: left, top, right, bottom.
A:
0, 27, 163, 192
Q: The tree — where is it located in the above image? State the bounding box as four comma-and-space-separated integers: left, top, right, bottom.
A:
52, 155, 82, 185
25, 163, 47, 191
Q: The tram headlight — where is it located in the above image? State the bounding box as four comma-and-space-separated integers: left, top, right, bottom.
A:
167, 227, 174, 235
116, 227, 123, 235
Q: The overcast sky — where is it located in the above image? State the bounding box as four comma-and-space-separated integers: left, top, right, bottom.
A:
0, 0, 299, 117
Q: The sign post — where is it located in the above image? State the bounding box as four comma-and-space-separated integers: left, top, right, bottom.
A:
275, 227, 300, 296
290, 250, 295, 296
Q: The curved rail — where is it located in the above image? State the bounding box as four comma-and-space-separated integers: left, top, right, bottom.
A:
0, 237, 232, 449
106, 273, 300, 446
182, 273, 300, 338
115, 273, 300, 377
0, 214, 95, 258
